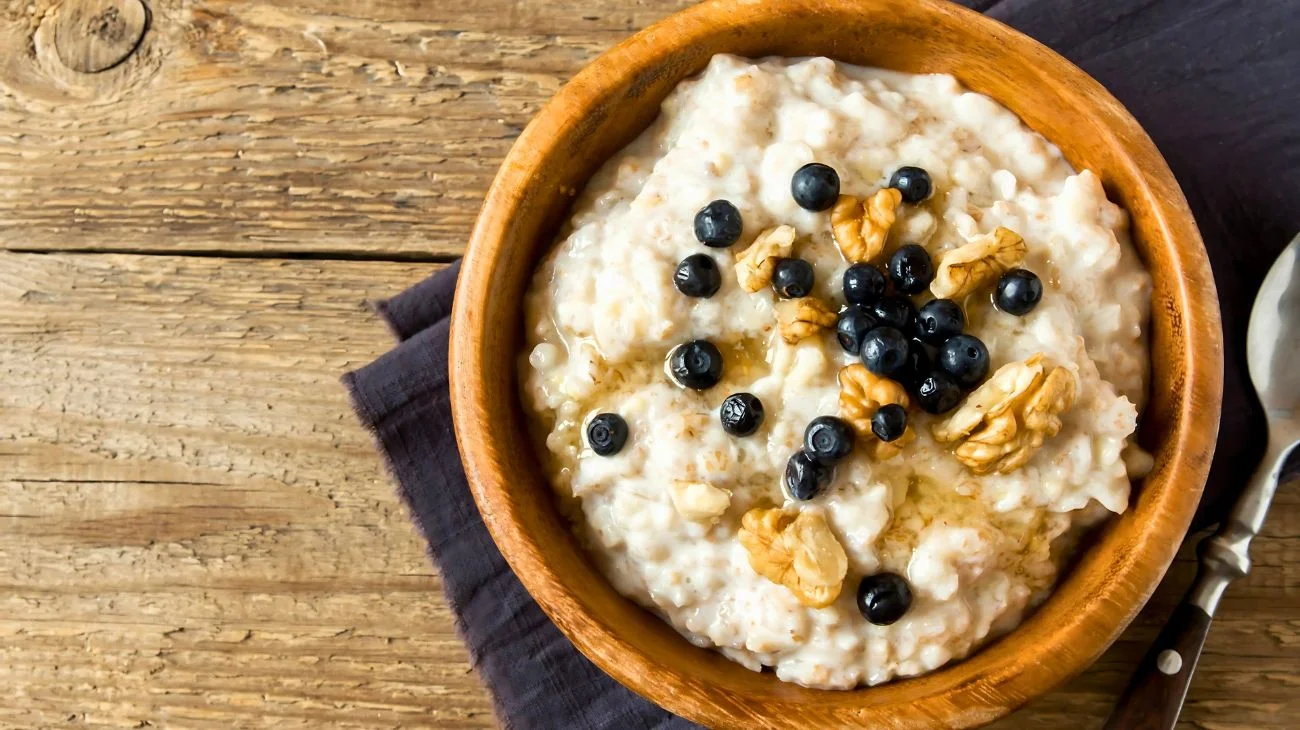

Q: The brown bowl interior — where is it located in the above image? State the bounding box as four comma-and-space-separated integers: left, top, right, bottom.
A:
450, 0, 1223, 727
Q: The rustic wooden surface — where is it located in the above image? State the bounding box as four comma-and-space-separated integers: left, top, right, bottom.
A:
0, 0, 1293, 728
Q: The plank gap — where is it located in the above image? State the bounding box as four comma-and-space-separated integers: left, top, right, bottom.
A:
4, 246, 462, 264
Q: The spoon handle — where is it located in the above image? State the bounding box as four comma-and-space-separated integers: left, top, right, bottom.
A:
1105, 437, 1297, 730
1102, 574, 1217, 730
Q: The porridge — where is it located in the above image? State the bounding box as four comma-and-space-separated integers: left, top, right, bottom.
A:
518, 55, 1152, 689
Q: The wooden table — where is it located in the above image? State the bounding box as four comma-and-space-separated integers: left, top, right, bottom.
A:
1, 1, 1294, 727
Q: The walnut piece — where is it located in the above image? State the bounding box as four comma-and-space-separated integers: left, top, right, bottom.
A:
777, 297, 838, 344
929, 226, 1028, 299
931, 354, 1077, 474
830, 188, 902, 263
669, 480, 731, 523
837, 363, 915, 459
738, 507, 848, 608
735, 225, 796, 292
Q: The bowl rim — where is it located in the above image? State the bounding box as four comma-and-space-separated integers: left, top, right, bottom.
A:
450, 0, 1224, 726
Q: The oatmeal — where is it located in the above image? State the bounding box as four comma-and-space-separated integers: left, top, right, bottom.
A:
519, 55, 1151, 689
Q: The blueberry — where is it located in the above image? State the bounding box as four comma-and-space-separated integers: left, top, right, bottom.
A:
887, 244, 934, 295
587, 413, 628, 456
791, 162, 840, 211
720, 393, 764, 437
771, 258, 815, 298
937, 334, 990, 388
870, 404, 908, 442
860, 326, 910, 378
673, 254, 721, 298
856, 572, 913, 625
693, 199, 743, 248
899, 338, 935, 392
888, 166, 932, 204
869, 297, 917, 334
835, 306, 879, 355
915, 299, 965, 345
915, 371, 964, 414
669, 340, 724, 390
843, 264, 887, 306
995, 268, 1043, 315
803, 416, 856, 465
785, 451, 832, 501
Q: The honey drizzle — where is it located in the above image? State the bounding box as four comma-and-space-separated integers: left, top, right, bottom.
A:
874, 474, 1065, 593
537, 333, 774, 489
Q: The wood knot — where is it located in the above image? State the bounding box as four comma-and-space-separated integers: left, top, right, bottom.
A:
53, 0, 149, 74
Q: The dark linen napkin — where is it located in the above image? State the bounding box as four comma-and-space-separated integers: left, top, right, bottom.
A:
343, 2, 1298, 727
345, 260, 693, 730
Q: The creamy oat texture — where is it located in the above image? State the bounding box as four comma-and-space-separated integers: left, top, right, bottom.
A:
519, 55, 1152, 688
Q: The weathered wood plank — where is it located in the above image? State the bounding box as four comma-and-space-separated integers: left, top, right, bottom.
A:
0, 252, 497, 728
0, 0, 692, 257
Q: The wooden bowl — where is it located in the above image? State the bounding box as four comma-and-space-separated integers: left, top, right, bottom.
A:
449, 0, 1223, 726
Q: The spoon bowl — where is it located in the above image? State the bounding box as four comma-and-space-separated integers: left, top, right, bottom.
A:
1248, 236, 1300, 419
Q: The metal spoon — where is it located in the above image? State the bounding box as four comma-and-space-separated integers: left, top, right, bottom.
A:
1105, 233, 1300, 730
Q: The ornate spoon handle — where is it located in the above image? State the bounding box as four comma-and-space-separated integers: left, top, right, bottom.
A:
1105, 437, 1297, 730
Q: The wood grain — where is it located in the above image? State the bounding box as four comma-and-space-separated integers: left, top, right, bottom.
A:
53, 0, 149, 74
0, 253, 494, 728
0, 0, 1293, 727
0, 0, 688, 258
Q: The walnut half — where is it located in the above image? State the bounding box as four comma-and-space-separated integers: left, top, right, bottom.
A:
777, 297, 838, 344
831, 188, 902, 264
931, 354, 1077, 474
735, 225, 796, 292
738, 507, 848, 608
929, 226, 1027, 299
837, 363, 915, 459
